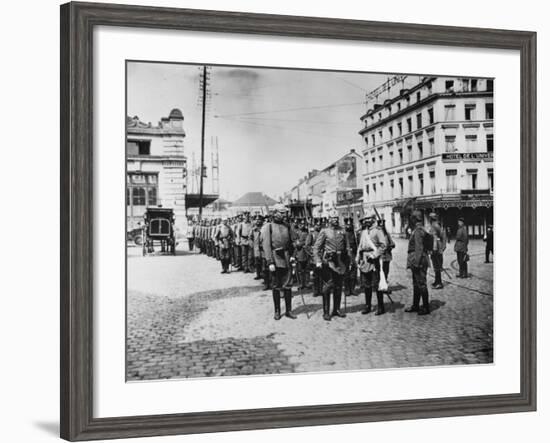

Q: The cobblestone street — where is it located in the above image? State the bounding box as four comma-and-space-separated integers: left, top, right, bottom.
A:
127, 238, 493, 381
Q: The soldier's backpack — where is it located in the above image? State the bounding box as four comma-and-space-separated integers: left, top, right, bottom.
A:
422, 228, 434, 252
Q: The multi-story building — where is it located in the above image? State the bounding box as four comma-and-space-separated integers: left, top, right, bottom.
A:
359, 76, 494, 237
126, 108, 188, 235
283, 149, 365, 223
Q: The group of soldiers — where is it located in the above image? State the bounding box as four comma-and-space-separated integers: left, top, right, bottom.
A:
187, 205, 480, 321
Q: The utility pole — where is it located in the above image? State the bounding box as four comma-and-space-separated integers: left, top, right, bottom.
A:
198, 65, 208, 220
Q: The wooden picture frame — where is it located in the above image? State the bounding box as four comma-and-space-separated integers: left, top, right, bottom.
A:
60, 1, 536, 440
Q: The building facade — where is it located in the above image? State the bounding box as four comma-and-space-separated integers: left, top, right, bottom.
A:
126, 109, 188, 235
359, 76, 494, 237
283, 149, 365, 223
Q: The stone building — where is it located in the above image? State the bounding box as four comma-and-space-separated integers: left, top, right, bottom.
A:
126, 109, 187, 235
359, 76, 494, 237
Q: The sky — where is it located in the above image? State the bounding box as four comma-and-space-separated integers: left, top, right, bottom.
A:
127, 62, 422, 201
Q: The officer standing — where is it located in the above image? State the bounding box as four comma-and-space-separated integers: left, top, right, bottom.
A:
262, 204, 297, 320
252, 215, 264, 280
405, 210, 431, 315
484, 224, 493, 263
215, 217, 234, 274
232, 215, 242, 270
305, 219, 322, 296
455, 217, 469, 278
428, 212, 446, 289
259, 215, 272, 291
343, 217, 358, 296
356, 210, 387, 315
313, 210, 352, 321
293, 219, 310, 290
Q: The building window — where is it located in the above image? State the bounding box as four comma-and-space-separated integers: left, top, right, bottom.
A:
467, 169, 478, 190
488, 168, 494, 191
428, 108, 434, 125
465, 104, 476, 121
371, 134, 375, 145
445, 80, 454, 92
397, 102, 402, 111
379, 182, 384, 200
429, 138, 435, 155
398, 149, 403, 164
406, 96, 410, 106
485, 103, 494, 119
486, 134, 494, 152
407, 145, 413, 162
127, 140, 151, 156
462, 78, 470, 91
389, 151, 394, 166
397, 122, 403, 135
418, 142, 423, 158
365, 159, 369, 172
487, 79, 494, 91
379, 154, 383, 167
419, 173, 424, 195
446, 169, 457, 192
365, 184, 369, 200
372, 183, 377, 201
147, 187, 157, 206
445, 135, 456, 152
364, 136, 368, 147
471, 79, 478, 91
390, 179, 395, 198
389, 126, 394, 138
416, 113, 422, 129
416, 91, 421, 102
378, 112, 382, 121
444, 105, 456, 120
378, 130, 383, 142
429, 170, 436, 194
132, 187, 146, 206
398, 177, 404, 196
126, 188, 131, 205
466, 135, 477, 152
406, 118, 412, 132
407, 175, 413, 196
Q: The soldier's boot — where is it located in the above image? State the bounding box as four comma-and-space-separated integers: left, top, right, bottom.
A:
332, 287, 346, 318
361, 287, 372, 315
272, 290, 281, 320
405, 287, 420, 313
254, 263, 262, 280
322, 290, 331, 321
283, 289, 297, 319
375, 291, 386, 316
418, 288, 431, 315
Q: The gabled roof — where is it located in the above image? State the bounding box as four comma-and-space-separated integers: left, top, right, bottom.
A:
231, 192, 278, 207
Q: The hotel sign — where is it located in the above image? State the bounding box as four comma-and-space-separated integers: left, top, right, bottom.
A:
442, 152, 493, 162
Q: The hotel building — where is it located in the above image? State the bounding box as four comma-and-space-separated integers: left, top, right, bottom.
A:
359, 76, 494, 237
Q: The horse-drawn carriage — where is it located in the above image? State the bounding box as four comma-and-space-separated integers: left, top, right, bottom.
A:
141, 207, 176, 256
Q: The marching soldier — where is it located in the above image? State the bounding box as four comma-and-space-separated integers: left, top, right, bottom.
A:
215, 217, 234, 274
313, 210, 352, 321
405, 210, 431, 315
343, 217, 358, 296
306, 219, 322, 296
293, 219, 310, 289
428, 212, 446, 289
262, 204, 297, 320
455, 217, 469, 278
356, 210, 387, 315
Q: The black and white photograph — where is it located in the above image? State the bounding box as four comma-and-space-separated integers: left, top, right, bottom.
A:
126, 61, 494, 381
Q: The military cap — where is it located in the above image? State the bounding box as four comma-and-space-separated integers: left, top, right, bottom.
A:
328, 209, 339, 218
272, 203, 287, 212
458, 216, 465, 222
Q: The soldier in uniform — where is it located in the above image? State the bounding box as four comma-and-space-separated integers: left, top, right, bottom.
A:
343, 217, 358, 296
239, 213, 253, 273
306, 219, 322, 296
428, 212, 445, 289
405, 210, 431, 315
215, 217, 234, 274
313, 210, 352, 321
259, 215, 272, 291
262, 204, 297, 320
293, 219, 310, 289
252, 215, 264, 280
231, 215, 242, 270
484, 224, 493, 263
454, 217, 469, 278
356, 210, 387, 315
